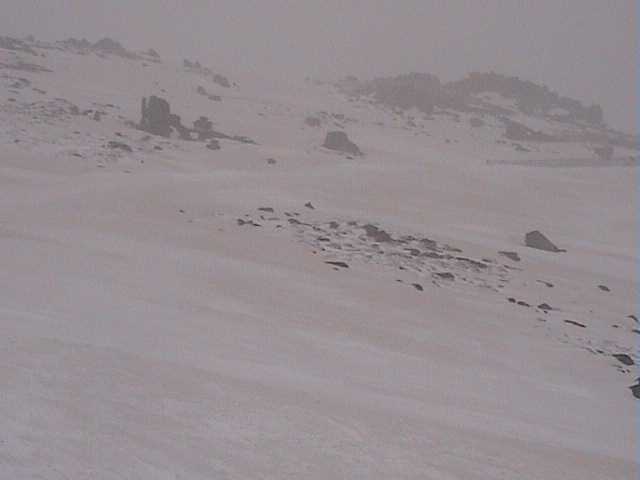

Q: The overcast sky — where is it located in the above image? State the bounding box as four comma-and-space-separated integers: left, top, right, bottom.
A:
1, 0, 636, 131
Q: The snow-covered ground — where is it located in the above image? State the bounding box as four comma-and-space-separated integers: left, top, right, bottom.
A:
0, 39, 637, 479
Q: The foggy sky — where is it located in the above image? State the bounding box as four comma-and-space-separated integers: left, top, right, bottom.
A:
1, 0, 636, 131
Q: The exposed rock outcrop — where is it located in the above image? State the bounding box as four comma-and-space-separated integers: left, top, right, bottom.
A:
524, 231, 565, 252
323, 131, 362, 156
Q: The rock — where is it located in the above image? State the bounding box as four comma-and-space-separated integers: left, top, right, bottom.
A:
258, 207, 274, 213
107, 141, 132, 153
412, 283, 424, 291
362, 224, 393, 243
193, 116, 214, 140
612, 354, 634, 366
629, 380, 640, 399
598, 284, 611, 292
325, 261, 349, 269
564, 319, 586, 328
304, 116, 321, 127
508, 297, 516, 303
266, 158, 277, 165
537, 303, 552, 311
517, 300, 530, 307
435, 272, 455, 281
323, 131, 362, 156
206, 139, 220, 150
304, 202, 315, 210
628, 315, 638, 323
498, 251, 521, 262
525, 230, 564, 252
140, 96, 172, 137
213, 74, 231, 88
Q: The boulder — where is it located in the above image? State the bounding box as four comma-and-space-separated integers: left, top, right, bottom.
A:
525, 230, 565, 252
323, 131, 362, 156
140, 96, 172, 137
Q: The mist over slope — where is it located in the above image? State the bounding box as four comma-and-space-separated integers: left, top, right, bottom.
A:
0, 34, 638, 479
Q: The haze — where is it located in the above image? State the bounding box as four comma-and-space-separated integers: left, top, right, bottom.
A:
0, 0, 636, 132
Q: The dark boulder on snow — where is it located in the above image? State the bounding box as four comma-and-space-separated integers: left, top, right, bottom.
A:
525, 230, 565, 252
139, 96, 191, 139
140, 96, 172, 137
323, 131, 362, 156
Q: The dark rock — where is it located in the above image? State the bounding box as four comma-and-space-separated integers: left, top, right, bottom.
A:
498, 251, 521, 262
323, 131, 362, 156
325, 261, 349, 269
213, 74, 231, 88
435, 272, 455, 281
304, 202, 315, 210
598, 285, 610, 292
517, 301, 530, 307
304, 116, 321, 127
140, 96, 172, 137
536, 280, 554, 288
629, 380, 640, 399
508, 297, 516, 303
411, 283, 424, 291
525, 230, 565, 252
564, 319, 586, 328
362, 224, 393, 243
193, 116, 214, 140
612, 354, 634, 366
537, 303, 552, 311
258, 207, 274, 213
629, 315, 638, 323
266, 158, 277, 165
107, 141, 132, 153
206, 139, 220, 150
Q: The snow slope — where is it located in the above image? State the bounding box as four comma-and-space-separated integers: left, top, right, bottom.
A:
0, 38, 637, 479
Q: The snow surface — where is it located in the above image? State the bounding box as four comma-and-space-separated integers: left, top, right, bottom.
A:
0, 42, 638, 479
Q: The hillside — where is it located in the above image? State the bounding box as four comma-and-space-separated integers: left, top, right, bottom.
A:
0, 35, 638, 479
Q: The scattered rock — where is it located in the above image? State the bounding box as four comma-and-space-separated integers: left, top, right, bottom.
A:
435, 272, 455, 281
629, 380, 640, 399
323, 131, 362, 156
107, 140, 132, 153
564, 319, 586, 328
206, 139, 220, 150
325, 261, 349, 269
362, 224, 393, 243
498, 251, 521, 262
304, 116, 321, 127
612, 354, 634, 366
525, 230, 565, 252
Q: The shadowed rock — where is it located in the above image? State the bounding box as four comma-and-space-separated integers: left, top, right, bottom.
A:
323, 131, 362, 156
525, 230, 565, 252
139, 96, 191, 139
499, 251, 521, 262
630, 380, 640, 399
612, 354, 634, 366
140, 96, 171, 137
